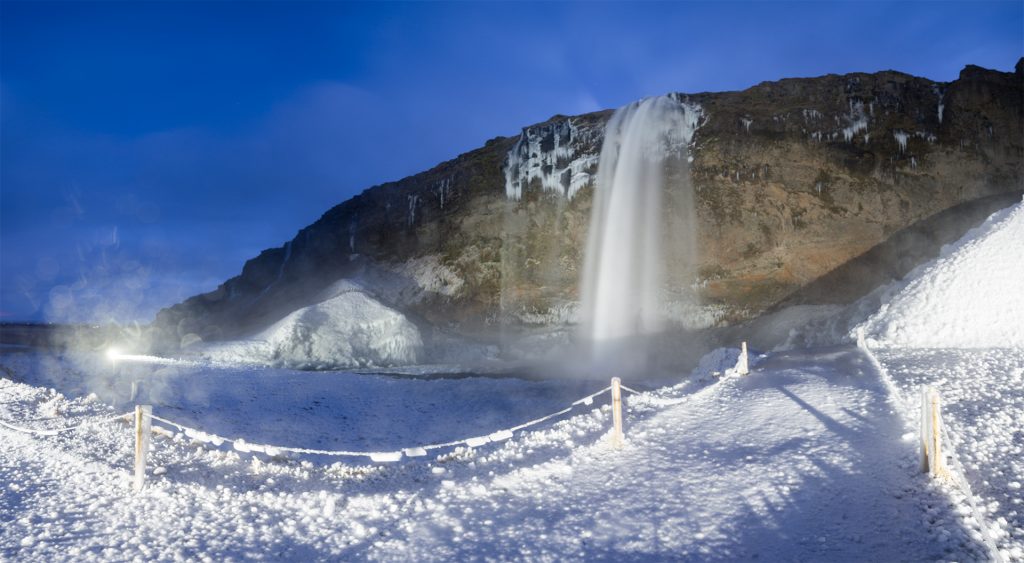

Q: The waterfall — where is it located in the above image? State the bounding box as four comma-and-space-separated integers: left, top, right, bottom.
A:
578, 95, 703, 369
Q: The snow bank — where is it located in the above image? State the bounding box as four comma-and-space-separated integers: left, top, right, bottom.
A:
878, 348, 1024, 559
857, 200, 1024, 348
202, 282, 423, 369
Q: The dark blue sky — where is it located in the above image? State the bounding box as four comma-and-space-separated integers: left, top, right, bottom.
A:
2, 1, 1021, 323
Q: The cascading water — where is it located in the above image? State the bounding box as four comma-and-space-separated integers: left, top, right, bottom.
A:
578, 95, 704, 372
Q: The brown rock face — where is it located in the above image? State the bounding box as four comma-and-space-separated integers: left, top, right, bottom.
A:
152, 62, 1023, 352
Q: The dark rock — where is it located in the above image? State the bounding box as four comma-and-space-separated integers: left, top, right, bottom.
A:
151, 62, 1024, 353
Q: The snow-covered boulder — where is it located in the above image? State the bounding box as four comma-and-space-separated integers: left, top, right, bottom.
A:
201, 282, 423, 369
856, 199, 1024, 349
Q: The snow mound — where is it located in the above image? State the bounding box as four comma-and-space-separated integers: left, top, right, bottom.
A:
202, 283, 423, 369
857, 199, 1024, 349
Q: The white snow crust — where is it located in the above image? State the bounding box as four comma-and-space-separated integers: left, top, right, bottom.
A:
0, 346, 998, 560
876, 348, 1024, 560
200, 281, 423, 369
857, 200, 1024, 349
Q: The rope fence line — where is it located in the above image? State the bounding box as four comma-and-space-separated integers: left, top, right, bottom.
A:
147, 384, 616, 462
857, 330, 1004, 563
0, 411, 133, 436
2, 341, 755, 493
123, 346, 749, 465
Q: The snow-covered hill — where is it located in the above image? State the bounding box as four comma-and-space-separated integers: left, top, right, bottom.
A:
199, 280, 424, 369
858, 199, 1024, 349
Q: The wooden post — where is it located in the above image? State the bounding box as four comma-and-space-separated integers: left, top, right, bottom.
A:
134, 405, 152, 492
737, 342, 749, 375
610, 377, 624, 448
929, 390, 948, 478
920, 387, 930, 473
920, 387, 948, 478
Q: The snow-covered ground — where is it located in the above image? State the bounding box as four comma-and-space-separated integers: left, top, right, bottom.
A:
3, 200, 1021, 560
858, 201, 1024, 349
0, 345, 998, 560
876, 347, 1024, 560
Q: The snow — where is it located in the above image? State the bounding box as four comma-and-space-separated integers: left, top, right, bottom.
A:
504, 100, 703, 201
1, 344, 998, 560
802, 108, 823, 122
875, 348, 1024, 560
503, 118, 600, 200
200, 281, 424, 369
407, 194, 420, 226
857, 200, 1024, 349
355, 255, 465, 307
841, 100, 869, 143
894, 129, 909, 153
3, 177, 1023, 559
935, 84, 946, 125
842, 118, 867, 142
435, 177, 453, 209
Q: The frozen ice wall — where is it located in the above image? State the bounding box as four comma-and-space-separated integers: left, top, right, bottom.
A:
503, 119, 600, 200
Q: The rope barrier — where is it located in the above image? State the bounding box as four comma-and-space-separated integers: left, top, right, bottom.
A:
940, 416, 1005, 562
0, 411, 133, 436
147, 385, 616, 462
859, 339, 1004, 563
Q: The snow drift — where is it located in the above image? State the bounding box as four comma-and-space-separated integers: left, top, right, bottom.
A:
857, 199, 1024, 348
200, 281, 423, 369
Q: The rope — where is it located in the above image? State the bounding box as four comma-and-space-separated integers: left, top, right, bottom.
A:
940, 414, 1006, 563
148, 385, 615, 461
859, 342, 1004, 563
0, 411, 132, 436
619, 384, 643, 395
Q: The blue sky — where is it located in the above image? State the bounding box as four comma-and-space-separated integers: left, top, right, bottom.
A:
1, 1, 1021, 323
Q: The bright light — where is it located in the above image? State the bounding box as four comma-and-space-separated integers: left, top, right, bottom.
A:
106, 347, 121, 361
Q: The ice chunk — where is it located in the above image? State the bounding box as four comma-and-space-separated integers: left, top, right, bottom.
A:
464, 436, 490, 448
488, 430, 514, 442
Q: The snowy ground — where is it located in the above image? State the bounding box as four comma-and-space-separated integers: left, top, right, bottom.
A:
876, 347, 1024, 560
4, 200, 1022, 560
0, 345, 998, 561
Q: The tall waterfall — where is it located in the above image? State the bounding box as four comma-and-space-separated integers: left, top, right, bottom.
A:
578, 95, 703, 369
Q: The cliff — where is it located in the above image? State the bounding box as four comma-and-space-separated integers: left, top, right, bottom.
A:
152, 61, 1024, 354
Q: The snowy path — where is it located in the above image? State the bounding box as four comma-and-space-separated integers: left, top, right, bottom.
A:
878, 348, 1024, 560
1, 347, 988, 560
366, 347, 987, 560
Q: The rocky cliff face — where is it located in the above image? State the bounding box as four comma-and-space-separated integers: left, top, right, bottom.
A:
153, 61, 1023, 354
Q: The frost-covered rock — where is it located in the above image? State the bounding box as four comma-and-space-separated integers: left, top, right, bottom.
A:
201, 284, 423, 369
153, 61, 1024, 349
